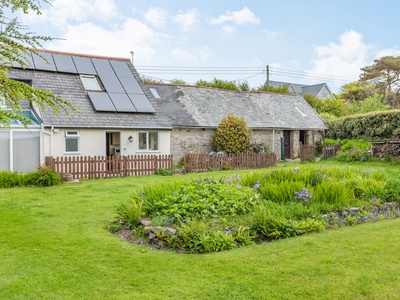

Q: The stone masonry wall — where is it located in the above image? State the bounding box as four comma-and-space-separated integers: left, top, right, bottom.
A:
171, 128, 284, 165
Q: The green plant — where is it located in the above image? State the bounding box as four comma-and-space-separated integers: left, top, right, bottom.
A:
233, 226, 254, 246
115, 197, 143, 229
212, 112, 253, 154
106, 222, 123, 233
155, 168, 173, 176
35, 164, 61, 187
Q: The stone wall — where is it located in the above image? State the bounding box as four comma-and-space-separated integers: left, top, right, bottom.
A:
171, 128, 321, 165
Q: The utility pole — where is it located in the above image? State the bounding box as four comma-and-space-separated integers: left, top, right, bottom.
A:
266, 65, 270, 92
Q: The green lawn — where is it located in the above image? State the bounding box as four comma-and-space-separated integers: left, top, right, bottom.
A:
1, 161, 400, 299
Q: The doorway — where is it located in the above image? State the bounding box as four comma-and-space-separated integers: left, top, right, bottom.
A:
106, 132, 120, 156
283, 130, 291, 159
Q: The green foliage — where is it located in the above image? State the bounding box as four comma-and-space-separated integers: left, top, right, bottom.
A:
348, 94, 391, 115
212, 112, 253, 154
35, 165, 61, 187
0, 165, 60, 188
384, 178, 400, 202
256, 84, 290, 93
195, 77, 239, 91
141, 76, 164, 84
169, 78, 187, 85
326, 110, 400, 140
0, 0, 78, 126
115, 197, 143, 229
155, 168, 173, 176
312, 180, 354, 210
106, 222, 123, 233
304, 94, 347, 118
147, 178, 257, 222
338, 81, 377, 102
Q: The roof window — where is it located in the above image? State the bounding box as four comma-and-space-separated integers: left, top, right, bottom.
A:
80, 75, 102, 91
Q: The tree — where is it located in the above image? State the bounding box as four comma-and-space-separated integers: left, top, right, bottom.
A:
212, 113, 253, 154
360, 56, 400, 107
196, 78, 239, 91
347, 93, 391, 115
0, 0, 77, 126
338, 81, 377, 102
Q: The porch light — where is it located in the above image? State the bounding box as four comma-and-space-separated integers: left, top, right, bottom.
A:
128, 135, 133, 143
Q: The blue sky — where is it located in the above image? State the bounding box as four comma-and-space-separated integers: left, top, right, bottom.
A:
18, 0, 400, 93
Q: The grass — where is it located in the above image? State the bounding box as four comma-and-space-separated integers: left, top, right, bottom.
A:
1, 161, 400, 299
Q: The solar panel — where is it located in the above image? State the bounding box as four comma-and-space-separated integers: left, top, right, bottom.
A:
110, 60, 132, 77
118, 76, 143, 94
11, 50, 34, 69
109, 93, 137, 112
73, 56, 97, 75
88, 92, 116, 111
53, 53, 78, 74
32, 51, 56, 71
109, 60, 144, 94
128, 94, 156, 113
92, 58, 114, 75
98, 73, 125, 93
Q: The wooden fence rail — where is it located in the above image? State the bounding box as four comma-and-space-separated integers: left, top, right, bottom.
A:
184, 153, 276, 173
45, 155, 173, 179
300, 144, 342, 162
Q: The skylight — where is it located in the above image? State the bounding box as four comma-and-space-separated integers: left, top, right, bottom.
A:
80, 75, 101, 91
295, 106, 307, 117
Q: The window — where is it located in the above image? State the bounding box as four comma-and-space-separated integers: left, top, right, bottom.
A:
138, 131, 158, 151
80, 75, 101, 91
65, 130, 79, 152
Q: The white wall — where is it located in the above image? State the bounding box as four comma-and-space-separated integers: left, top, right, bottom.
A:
47, 128, 170, 157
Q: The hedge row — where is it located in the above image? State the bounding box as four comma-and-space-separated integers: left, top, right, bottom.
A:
326, 110, 400, 140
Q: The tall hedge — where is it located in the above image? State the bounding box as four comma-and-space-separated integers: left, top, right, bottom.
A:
327, 110, 400, 139
212, 113, 253, 154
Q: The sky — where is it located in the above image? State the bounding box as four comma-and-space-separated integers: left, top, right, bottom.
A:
15, 0, 400, 93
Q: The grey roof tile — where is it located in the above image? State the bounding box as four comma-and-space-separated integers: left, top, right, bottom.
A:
147, 84, 327, 130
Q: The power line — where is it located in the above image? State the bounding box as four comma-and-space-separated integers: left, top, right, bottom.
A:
136, 65, 355, 84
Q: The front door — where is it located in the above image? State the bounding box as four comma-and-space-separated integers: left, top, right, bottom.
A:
283, 130, 291, 159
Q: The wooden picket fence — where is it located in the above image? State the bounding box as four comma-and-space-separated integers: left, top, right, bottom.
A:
45, 155, 173, 179
300, 144, 342, 162
323, 144, 342, 159
184, 153, 276, 173
299, 144, 316, 162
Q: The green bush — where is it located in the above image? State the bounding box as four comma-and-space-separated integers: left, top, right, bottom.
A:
146, 178, 257, 222
35, 165, 61, 187
212, 113, 253, 154
155, 168, 173, 176
327, 110, 400, 140
312, 180, 354, 210
115, 197, 143, 229
0, 165, 60, 188
383, 178, 400, 202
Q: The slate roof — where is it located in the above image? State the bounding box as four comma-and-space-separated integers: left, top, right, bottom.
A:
7, 50, 172, 130
147, 84, 327, 130
269, 81, 333, 99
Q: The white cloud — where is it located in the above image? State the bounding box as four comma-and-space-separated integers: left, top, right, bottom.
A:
307, 30, 371, 84
46, 19, 164, 63
144, 7, 168, 27
22, 0, 119, 26
375, 48, 400, 58
211, 7, 260, 26
173, 9, 199, 32
222, 25, 235, 34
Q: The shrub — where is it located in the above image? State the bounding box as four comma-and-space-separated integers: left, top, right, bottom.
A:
155, 168, 173, 176
0, 171, 23, 188
115, 197, 143, 229
35, 165, 61, 187
147, 178, 258, 222
312, 180, 354, 210
212, 113, 253, 154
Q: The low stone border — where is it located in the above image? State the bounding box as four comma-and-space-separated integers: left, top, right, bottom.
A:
323, 202, 400, 227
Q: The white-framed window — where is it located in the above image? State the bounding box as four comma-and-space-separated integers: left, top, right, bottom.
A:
65, 130, 80, 152
138, 131, 158, 151
80, 75, 101, 91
